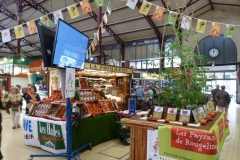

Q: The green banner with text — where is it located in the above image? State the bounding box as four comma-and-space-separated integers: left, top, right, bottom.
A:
158, 113, 230, 160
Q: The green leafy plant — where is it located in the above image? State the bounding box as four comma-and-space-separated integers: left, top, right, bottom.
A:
151, 11, 211, 109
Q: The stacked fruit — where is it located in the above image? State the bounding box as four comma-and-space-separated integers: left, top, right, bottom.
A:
99, 101, 109, 112
80, 78, 89, 89
85, 102, 103, 117
106, 101, 116, 111
55, 106, 66, 118
93, 91, 104, 100
77, 104, 89, 116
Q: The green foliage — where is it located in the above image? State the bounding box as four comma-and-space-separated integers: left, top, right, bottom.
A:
156, 24, 210, 109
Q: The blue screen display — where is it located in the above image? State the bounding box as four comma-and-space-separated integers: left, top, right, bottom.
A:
53, 20, 88, 69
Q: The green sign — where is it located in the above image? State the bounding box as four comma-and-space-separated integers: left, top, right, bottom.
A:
158, 112, 230, 160
37, 121, 66, 150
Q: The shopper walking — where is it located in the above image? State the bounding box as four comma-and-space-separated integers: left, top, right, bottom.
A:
215, 85, 230, 120
7, 87, 22, 129
25, 86, 41, 114
211, 84, 221, 110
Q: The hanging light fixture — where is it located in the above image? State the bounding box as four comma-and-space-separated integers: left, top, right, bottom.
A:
21, 57, 25, 61
3, 57, 7, 61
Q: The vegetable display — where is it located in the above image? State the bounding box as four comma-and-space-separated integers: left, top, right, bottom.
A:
80, 78, 89, 89
85, 102, 103, 117
55, 106, 66, 118
106, 101, 116, 111
99, 101, 110, 112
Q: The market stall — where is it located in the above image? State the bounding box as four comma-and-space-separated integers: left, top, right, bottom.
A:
123, 111, 230, 160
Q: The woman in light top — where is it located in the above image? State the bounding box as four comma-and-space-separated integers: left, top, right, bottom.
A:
7, 87, 22, 129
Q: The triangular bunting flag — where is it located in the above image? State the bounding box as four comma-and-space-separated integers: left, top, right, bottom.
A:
196, 19, 207, 34
86, 50, 89, 60
103, 13, 108, 24
91, 42, 96, 51
89, 47, 92, 56
100, 22, 106, 34
67, 4, 80, 19
224, 24, 236, 38
107, 2, 112, 15
152, 6, 164, 21
139, 1, 152, 16
181, 15, 192, 30
93, 38, 98, 46
53, 10, 64, 24
40, 15, 51, 27
94, 31, 99, 41
26, 20, 37, 35
80, 0, 92, 14
14, 25, 25, 39
126, 0, 138, 10
94, 0, 104, 7
1, 29, 11, 43
166, 11, 179, 25
210, 22, 221, 36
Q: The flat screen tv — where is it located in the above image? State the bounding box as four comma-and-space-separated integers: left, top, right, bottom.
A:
36, 22, 55, 67
52, 19, 89, 69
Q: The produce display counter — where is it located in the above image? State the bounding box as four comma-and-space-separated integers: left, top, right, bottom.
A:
123, 112, 230, 160
23, 112, 117, 153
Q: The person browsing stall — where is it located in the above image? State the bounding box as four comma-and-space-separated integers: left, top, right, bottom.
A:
7, 87, 22, 129
25, 86, 41, 114
135, 85, 145, 100
211, 84, 221, 110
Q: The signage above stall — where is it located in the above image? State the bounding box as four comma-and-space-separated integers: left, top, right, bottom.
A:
29, 60, 48, 73
84, 62, 133, 74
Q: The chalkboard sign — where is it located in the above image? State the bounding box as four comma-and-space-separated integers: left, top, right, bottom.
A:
128, 98, 136, 114
133, 73, 140, 78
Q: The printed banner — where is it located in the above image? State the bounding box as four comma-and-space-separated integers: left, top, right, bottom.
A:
152, 6, 164, 21
167, 11, 179, 25
157, 112, 230, 160
152, 106, 163, 118
38, 119, 67, 154
94, 0, 104, 7
179, 109, 191, 122
107, 2, 113, 15
139, 1, 152, 16
196, 19, 207, 34
126, 0, 138, 10
210, 22, 221, 36
67, 4, 80, 19
80, 0, 92, 14
27, 20, 37, 35
53, 10, 64, 24
224, 24, 236, 38
103, 13, 108, 24
14, 25, 25, 39
65, 68, 75, 98
181, 15, 192, 30
23, 116, 41, 147
1, 29, 11, 43
40, 15, 51, 27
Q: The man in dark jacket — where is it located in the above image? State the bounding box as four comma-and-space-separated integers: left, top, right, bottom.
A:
211, 84, 220, 110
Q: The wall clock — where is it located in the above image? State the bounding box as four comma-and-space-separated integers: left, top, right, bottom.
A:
209, 48, 220, 58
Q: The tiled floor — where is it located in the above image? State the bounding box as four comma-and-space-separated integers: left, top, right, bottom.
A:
0, 100, 239, 160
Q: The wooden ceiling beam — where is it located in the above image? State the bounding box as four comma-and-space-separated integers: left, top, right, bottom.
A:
211, 2, 240, 7
136, 1, 162, 49
209, 0, 214, 11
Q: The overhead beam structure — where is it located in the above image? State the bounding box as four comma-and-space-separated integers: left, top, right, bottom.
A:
0, 0, 18, 7
136, 1, 162, 49
209, 0, 214, 11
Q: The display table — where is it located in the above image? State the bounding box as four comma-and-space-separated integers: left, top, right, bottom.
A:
123, 112, 230, 160
23, 112, 118, 153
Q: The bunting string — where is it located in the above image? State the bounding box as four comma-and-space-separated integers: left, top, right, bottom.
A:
0, 0, 239, 57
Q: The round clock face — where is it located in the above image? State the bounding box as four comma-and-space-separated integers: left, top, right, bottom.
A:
209, 48, 219, 58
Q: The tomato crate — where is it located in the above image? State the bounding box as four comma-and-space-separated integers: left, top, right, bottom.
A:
85, 101, 104, 117
76, 103, 91, 118
93, 91, 105, 100
79, 78, 89, 89
106, 100, 117, 111
99, 100, 110, 112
